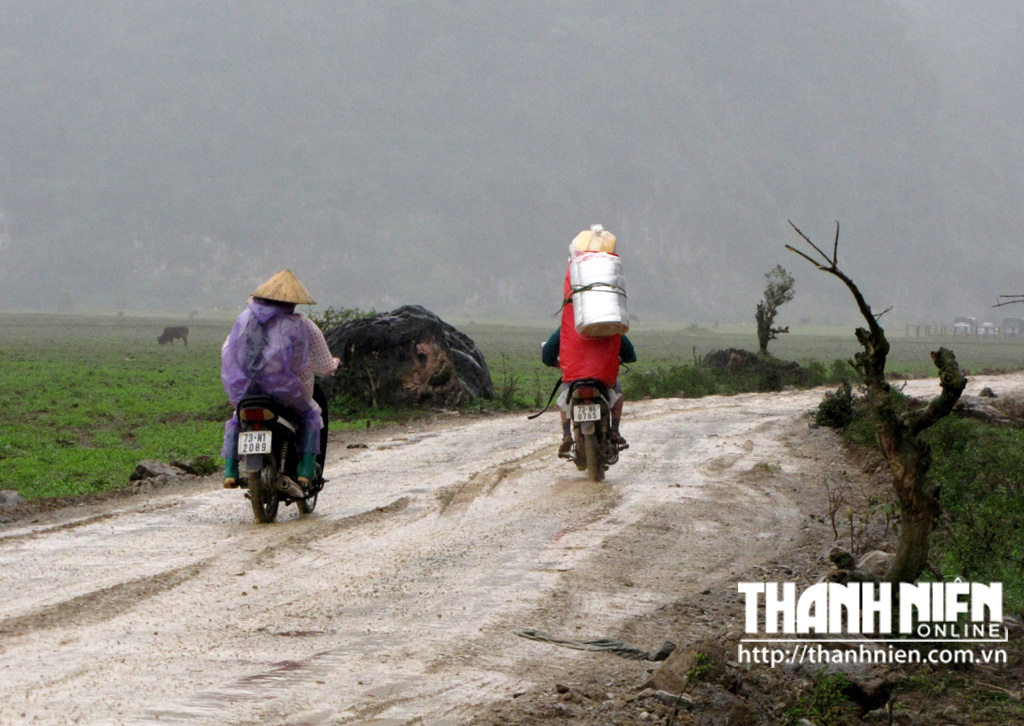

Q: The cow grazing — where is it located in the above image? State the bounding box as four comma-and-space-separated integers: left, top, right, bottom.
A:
157, 326, 189, 346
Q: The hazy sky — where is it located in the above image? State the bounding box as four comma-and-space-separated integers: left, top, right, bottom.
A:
0, 1, 1021, 326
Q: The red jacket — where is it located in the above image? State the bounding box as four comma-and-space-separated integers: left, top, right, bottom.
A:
560, 263, 621, 385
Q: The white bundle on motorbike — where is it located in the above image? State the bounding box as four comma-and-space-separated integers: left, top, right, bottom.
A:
569, 251, 629, 337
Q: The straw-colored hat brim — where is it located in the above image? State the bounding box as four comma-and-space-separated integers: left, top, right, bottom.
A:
251, 269, 316, 305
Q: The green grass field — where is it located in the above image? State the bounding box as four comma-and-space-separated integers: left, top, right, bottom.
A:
463, 320, 1024, 405
0, 314, 232, 498
3, 312, 1024, 500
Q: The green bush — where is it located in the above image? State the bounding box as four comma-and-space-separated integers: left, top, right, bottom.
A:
841, 387, 913, 448
815, 381, 855, 428
924, 417, 1024, 615
787, 669, 856, 726
307, 306, 376, 331
625, 365, 720, 399
838, 387, 1024, 616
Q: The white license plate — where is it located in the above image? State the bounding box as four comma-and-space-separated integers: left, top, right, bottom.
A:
238, 430, 271, 455
573, 404, 601, 422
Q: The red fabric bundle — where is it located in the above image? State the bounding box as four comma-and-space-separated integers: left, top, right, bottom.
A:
560, 263, 621, 385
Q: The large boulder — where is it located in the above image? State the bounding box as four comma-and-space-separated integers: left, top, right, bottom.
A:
322, 305, 493, 407
702, 348, 812, 390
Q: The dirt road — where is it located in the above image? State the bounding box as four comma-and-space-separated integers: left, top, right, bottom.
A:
0, 374, 1016, 725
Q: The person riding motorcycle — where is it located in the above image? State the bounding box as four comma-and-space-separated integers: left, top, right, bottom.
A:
544, 225, 635, 457
220, 269, 339, 488
541, 327, 635, 456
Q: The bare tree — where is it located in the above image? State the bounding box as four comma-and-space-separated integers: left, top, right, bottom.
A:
787, 221, 967, 583
755, 265, 795, 355
994, 294, 1024, 308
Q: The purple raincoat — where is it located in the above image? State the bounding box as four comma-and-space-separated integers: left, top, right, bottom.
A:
220, 299, 321, 458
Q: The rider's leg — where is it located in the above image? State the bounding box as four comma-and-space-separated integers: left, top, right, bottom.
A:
556, 384, 573, 456
221, 415, 240, 488
313, 384, 329, 475
559, 409, 573, 457
611, 382, 627, 448
296, 407, 322, 484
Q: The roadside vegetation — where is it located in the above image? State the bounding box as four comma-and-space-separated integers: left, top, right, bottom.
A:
4, 313, 1024, 504
817, 383, 1024, 615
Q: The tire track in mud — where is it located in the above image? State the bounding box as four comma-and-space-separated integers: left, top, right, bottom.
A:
0, 497, 197, 545
435, 446, 552, 516
0, 561, 209, 641
246, 495, 413, 559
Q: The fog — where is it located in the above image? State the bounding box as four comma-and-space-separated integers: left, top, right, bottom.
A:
0, 1, 1021, 326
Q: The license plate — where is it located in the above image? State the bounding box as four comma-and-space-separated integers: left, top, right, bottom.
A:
573, 404, 601, 422
238, 430, 271, 455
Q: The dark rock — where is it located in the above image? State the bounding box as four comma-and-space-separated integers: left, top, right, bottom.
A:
845, 675, 893, 715
701, 348, 812, 390
170, 460, 200, 476
829, 547, 856, 570
323, 305, 493, 407
649, 641, 677, 661
980, 386, 997, 398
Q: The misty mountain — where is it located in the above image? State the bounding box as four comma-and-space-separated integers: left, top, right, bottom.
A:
0, 1, 1021, 324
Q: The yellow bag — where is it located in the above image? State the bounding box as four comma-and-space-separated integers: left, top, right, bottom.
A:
571, 224, 616, 255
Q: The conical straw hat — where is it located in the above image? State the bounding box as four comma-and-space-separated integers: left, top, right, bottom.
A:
251, 269, 316, 305
572, 224, 616, 254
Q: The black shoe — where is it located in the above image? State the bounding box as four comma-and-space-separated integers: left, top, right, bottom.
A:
558, 435, 573, 459
611, 431, 629, 451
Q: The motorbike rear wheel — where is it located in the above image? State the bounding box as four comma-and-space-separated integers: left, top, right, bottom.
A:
296, 489, 318, 515
583, 433, 604, 482
248, 464, 280, 523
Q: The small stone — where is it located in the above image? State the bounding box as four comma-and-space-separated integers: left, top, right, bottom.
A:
555, 683, 570, 694
829, 547, 856, 570
0, 490, 26, 508
649, 641, 677, 661
651, 690, 694, 708
129, 460, 187, 481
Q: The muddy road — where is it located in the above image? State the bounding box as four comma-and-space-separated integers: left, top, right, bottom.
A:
0, 374, 1017, 725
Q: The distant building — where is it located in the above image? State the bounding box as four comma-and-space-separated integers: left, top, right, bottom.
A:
954, 316, 977, 331
1002, 317, 1024, 337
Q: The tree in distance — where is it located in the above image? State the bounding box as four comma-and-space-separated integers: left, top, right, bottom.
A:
755, 264, 795, 356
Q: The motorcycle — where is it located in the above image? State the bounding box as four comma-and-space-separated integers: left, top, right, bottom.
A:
566, 378, 619, 481
234, 385, 328, 523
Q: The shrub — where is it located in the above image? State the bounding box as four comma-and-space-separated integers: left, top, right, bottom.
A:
787, 669, 856, 726
625, 365, 720, 399
925, 417, 1024, 615
815, 381, 855, 428
307, 306, 376, 331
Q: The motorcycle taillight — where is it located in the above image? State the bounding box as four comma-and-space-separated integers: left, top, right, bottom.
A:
573, 386, 597, 399
240, 407, 274, 422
